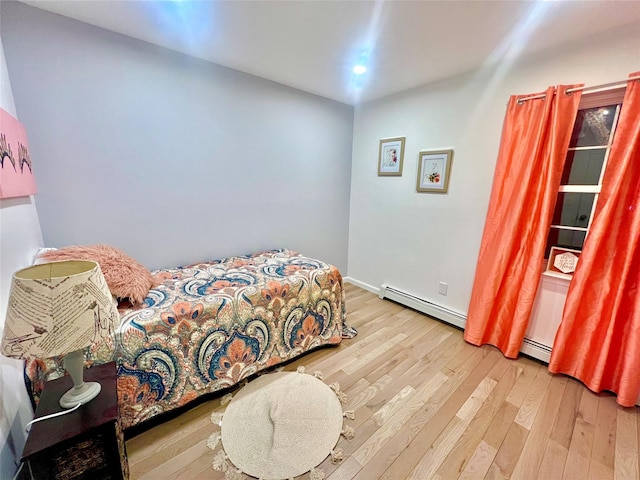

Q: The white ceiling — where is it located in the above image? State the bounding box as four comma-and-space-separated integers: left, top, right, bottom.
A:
19, 0, 640, 105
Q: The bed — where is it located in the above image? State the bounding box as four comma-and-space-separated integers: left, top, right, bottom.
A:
24, 248, 356, 430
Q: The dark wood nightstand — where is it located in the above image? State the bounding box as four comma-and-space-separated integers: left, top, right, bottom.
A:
21, 362, 129, 480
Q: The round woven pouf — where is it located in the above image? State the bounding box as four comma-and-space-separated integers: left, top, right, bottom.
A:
220, 371, 344, 479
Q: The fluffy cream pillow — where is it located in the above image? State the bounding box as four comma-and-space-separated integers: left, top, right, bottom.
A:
40, 244, 156, 305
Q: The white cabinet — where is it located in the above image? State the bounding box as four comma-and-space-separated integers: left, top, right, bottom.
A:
522, 273, 570, 363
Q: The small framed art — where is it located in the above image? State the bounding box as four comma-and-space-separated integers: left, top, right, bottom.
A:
378, 137, 405, 176
546, 246, 581, 277
416, 149, 453, 193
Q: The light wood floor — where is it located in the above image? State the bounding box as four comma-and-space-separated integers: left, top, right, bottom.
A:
126, 284, 640, 479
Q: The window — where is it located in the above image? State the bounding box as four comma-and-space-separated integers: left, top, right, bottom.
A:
544, 88, 626, 257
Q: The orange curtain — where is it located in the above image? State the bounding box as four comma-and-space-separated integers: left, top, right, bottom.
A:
549, 73, 640, 407
464, 86, 582, 358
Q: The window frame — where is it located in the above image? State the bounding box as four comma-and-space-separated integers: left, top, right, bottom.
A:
545, 87, 626, 258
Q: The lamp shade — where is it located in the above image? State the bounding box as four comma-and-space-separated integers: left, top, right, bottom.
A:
1, 260, 120, 359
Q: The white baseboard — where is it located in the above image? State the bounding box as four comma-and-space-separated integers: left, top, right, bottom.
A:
343, 277, 379, 295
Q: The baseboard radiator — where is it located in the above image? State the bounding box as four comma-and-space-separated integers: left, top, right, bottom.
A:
519, 337, 552, 363
378, 283, 553, 364
379, 283, 467, 330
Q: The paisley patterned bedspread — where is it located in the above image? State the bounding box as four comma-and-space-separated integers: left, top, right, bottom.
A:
25, 249, 355, 429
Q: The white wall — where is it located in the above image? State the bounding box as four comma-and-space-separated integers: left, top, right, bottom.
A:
2, 2, 353, 272
0, 35, 44, 479
348, 23, 640, 316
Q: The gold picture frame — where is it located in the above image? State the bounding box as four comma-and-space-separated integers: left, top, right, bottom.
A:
378, 137, 405, 176
416, 149, 454, 193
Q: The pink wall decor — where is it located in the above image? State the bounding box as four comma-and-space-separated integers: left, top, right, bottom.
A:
0, 107, 37, 198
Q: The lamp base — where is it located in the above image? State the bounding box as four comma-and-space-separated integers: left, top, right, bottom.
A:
59, 381, 101, 409
60, 349, 102, 409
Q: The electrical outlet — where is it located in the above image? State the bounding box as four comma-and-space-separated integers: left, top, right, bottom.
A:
438, 282, 448, 295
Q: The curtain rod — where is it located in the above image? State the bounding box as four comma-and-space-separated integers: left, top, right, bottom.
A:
516, 74, 640, 104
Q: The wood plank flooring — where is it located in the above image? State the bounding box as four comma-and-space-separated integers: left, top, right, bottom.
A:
126, 284, 640, 479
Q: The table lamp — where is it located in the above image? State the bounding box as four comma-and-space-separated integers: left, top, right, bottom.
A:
1, 260, 120, 408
